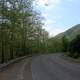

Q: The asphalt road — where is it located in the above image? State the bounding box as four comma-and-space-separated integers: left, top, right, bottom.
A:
31, 54, 80, 80
0, 54, 80, 80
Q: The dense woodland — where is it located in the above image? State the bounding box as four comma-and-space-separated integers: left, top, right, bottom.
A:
0, 0, 80, 64
63, 35, 80, 58
0, 0, 49, 63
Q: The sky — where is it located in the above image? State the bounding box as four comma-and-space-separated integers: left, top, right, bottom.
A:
34, 0, 80, 36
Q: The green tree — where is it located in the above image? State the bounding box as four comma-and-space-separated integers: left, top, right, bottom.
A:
0, 0, 49, 63
68, 34, 80, 58
62, 36, 69, 52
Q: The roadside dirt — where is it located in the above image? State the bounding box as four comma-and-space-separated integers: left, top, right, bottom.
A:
0, 58, 32, 80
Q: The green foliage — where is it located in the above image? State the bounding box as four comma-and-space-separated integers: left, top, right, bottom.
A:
62, 36, 69, 52
47, 38, 63, 53
47, 24, 80, 58
0, 0, 49, 63
54, 24, 80, 41
68, 35, 80, 58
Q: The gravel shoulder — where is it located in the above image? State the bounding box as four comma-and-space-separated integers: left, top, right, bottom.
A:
62, 54, 80, 63
0, 57, 32, 80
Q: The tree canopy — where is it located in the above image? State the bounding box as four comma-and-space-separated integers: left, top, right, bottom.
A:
0, 0, 49, 63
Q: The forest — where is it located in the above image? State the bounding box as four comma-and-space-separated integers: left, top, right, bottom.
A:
0, 0, 49, 63
47, 25, 80, 59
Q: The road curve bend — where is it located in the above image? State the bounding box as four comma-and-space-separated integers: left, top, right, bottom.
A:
31, 54, 80, 80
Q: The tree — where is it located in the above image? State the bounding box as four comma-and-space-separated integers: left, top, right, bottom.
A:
62, 36, 69, 52
68, 34, 80, 58
0, 0, 49, 63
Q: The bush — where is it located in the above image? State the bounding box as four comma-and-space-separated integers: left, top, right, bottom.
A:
68, 34, 80, 58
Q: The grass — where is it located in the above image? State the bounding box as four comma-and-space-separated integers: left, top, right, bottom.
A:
63, 52, 80, 63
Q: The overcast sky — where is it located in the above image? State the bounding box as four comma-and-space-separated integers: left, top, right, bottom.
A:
34, 0, 80, 36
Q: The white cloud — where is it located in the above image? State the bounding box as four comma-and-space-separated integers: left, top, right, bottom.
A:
36, 0, 48, 6
34, 0, 66, 36
50, 0, 61, 4
44, 25, 64, 37
43, 19, 64, 37
36, 0, 61, 7
49, 28, 64, 36
42, 12, 48, 19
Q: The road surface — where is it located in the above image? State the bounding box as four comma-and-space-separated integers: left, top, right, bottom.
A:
31, 54, 80, 80
0, 54, 80, 80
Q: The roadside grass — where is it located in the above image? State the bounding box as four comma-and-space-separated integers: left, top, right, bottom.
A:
63, 52, 80, 63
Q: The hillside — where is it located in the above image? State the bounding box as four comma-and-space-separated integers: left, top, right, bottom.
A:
54, 24, 80, 40
47, 24, 80, 52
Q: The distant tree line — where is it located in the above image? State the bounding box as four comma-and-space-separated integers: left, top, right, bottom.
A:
0, 0, 49, 63
47, 33, 80, 59
46, 38, 62, 53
